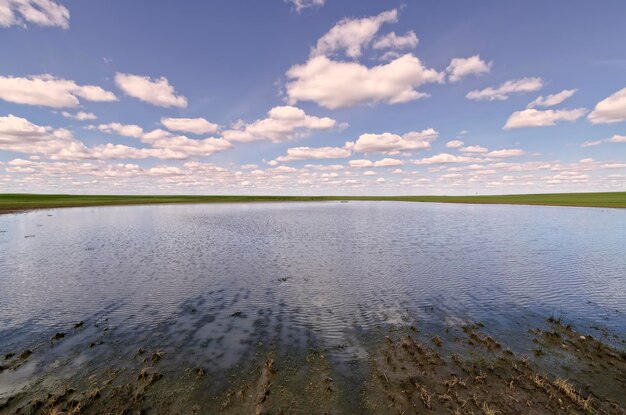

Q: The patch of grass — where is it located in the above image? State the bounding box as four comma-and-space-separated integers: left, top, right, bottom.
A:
1, 191, 624, 214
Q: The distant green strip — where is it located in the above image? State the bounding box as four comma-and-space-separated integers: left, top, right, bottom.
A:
0, 192, 625, 213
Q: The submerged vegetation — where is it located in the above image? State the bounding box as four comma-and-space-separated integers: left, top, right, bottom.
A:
0, 191, 625, 213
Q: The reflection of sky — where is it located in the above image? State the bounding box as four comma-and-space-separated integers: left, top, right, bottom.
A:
1, 202, 625, 361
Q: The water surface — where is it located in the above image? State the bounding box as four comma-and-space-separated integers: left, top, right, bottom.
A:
1, 202, 624, 399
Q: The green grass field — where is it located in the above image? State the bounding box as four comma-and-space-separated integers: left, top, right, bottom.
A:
0, 192, 624, 213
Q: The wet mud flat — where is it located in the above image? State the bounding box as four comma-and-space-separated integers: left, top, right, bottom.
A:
1, 316, 624, 415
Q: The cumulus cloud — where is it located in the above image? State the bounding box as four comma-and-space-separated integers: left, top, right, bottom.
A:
114, 73, 187, 108
286, 54, 443, 109
460, 145, 488, 153
161, 117, 219, 135
349, 128, 438, 153
349, 159, 374, 168
527, 89, 577, 108
446, 140, 464, 148
503, 108, 587, 129
581, 134, 626, 147
285, 0, 324, 12
89, 122, 144, 138
139, 129, 232, 157
0, 74, 117, 108
0, 114, 89, 159
373, 157, 403, 167
373, 31, 418, 50
486, 149, 526, 157
0, 0, 69, 28
446, 55, 492, 82
312, 9, 398, 58
412, 153, 479, 165
222, 105, 341, 143
466, 77, 543, 101
61, 111, 97, 121
276, 146, 351, 162
587, 87, 626, 124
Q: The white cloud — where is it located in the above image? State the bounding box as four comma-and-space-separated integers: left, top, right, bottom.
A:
446, 55, 492, 82
114, 73, 187, 108
460, 145, 488, 153
587, 87, 626, 124
350, 128, 438, 153
0, 0, 69, 28
276, 146, 351, 162
0, 74, 117, 108
286, 54, 443, 109
373, 157, 403, 167
373, 31, 418, 50
363, 170, 376, 176
0, 114, 88, 159
140, 129, 232, 157
161, 117, 219, 135
486, 149, 526, 157
89, 123, 144, 138
222, 105, 340, 143
349, 159, 374, 168
446, 139, 464, 148
312, 9, 398, 58
466, 77, 543, 101
503, 108, 587, 129
285, 0, 324, 12
581, 134, 626, 147
527, 89, 577, 108
61, 111, 97, 121
412, 153, 477, 165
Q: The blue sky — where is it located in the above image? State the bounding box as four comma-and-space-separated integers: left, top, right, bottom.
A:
1, 0, 625, 195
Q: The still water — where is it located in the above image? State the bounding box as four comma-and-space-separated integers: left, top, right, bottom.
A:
0, 202, 625, 398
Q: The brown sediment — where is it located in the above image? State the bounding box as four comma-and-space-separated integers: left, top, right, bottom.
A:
362, 323, 625, 414
1, 319, 623, 414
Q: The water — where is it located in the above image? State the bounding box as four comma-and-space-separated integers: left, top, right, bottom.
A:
0, 202, 625, 400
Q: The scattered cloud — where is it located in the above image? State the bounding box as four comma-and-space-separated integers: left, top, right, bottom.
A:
0, 74, 117, 108
587, 87, 626, 124
374, 157, 403, 167
349, 128, 438, 153
61, 111, 97, 121
285, 0, 325, 12
503, 108, 587, 129
312, 9, 398, 58
486, 149, 526, 157
222, 105, 341, 143
349, 159, 373, 168
114, 73, 187, 108
446, 55, 492, 82
527, 89, 577, 108
276, 146, 351, 162
373, 31, 418, 50
161, 117, 219, 135
412, 153, 477, 165
286, 54, 442, 109
0, 0, 69, 29
0, 114, 86, 158
88, 122, 144, 138
446, 140, 464, 148
460, 145, 488, 153
466, 77, 543, 101
581, 134, 626, 147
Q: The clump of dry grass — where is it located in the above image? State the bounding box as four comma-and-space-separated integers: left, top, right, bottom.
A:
553, 378, 593, 411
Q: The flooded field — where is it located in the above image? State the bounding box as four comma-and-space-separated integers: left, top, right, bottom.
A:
0, 202, 624, 413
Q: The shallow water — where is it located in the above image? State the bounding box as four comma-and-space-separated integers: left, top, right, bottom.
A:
1, 201, 625, 401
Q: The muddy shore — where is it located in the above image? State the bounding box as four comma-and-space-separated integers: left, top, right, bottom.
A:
1, 316, 624, 414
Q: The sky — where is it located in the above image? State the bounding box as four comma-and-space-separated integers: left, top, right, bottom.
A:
1, 0, 625, 195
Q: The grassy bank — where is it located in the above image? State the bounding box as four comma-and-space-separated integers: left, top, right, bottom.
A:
0, 191, 625, 213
